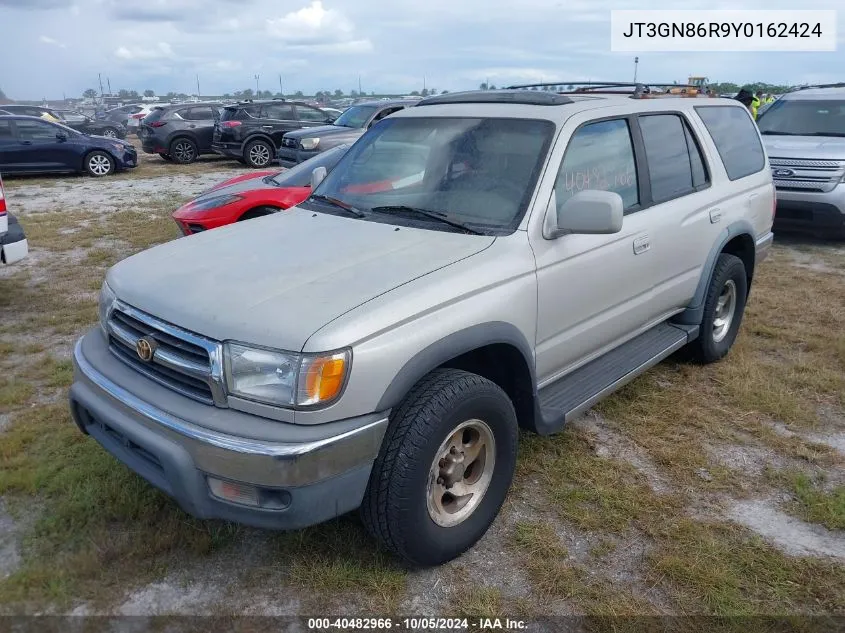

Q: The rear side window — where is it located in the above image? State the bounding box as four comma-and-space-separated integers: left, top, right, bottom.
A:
695, 106, 765, 181
555, 118, 639, 211
0, 120, 13, 140
183, 106, 214, 121
144, 107, 166, 124
296, 105, 328, 122
638, 114, 710, 203
220, 107, 257, 121
261, 104, 295, 120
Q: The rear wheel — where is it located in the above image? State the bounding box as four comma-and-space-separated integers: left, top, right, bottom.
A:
361, 368, 518, 567
245, 139, 273, 168
101, 127, 119, 138
84, 151, 114, 177
170, 138, 198, 164
688, 253, 748, 363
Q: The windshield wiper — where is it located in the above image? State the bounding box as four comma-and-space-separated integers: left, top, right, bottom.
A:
370, 206, 483, 235
760, 131, 801, 135
308, 194, 366, 218
804, 132, 845, 137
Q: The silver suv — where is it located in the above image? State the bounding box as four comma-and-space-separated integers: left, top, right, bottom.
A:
757, 84, 845, 238
69, 88, 774, 567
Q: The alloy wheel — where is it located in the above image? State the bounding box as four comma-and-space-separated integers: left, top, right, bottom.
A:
88, 154, 111, 176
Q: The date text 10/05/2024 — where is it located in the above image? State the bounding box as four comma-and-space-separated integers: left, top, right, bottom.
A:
307, 617, 528, 630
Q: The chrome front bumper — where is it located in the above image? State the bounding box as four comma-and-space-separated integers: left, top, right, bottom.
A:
69, 330, 389, 528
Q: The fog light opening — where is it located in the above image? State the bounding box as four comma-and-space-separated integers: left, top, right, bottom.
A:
207, 477, 260, 507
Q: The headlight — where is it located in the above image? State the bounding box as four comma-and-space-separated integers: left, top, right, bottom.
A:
224, 342, 350, 407
190, 194, 244, 211
300, 138, 320, 150
110, 142, 125, 152
98, 280, 116, 336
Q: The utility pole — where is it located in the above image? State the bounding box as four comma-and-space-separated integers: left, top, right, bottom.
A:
98, 73, 104, 97
358, 75, 362, 95
196, 74, 201, 97
107, 77, 112, 95
423, 75, 426, 93
278, 74, 283, 97
633, 57, 639, 83
254, 74, 260, 95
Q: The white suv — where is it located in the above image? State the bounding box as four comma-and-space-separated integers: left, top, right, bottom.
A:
70, 87, 774, 566
0, 174, 28, 265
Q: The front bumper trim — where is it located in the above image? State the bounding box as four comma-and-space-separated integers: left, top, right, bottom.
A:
71, 337, 389, 487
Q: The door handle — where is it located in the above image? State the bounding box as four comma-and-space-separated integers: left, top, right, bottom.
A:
262, 125, 273, 129
188, 125, 196, 128
633, 234, 650, 255
709, 208, 722, 224
20, 140, 32, 145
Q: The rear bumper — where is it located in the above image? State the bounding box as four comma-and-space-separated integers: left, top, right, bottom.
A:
773, 186, 845, 236
1, 214, 28, 264
140, 137, 167, 155
69, 329, 387, 529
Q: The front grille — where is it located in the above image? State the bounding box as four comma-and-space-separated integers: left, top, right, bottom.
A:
107, 305, 221, 406
770, 157, 845, 193
187, 223, 207, 234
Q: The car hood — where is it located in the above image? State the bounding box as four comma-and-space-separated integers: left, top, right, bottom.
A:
199, 171, 281, 197
762, 135, 845, 160
283, 124, 362, 140
107, 208, 495, 351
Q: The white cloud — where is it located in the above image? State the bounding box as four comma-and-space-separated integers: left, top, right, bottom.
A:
266, 0, 372, 52
38, 35, 66, 47
115, 42, 175, 60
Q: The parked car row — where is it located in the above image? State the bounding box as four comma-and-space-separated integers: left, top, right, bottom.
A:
0, 104, 127, 138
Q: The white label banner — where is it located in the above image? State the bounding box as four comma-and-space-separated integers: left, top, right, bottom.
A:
611, 10, 837, 52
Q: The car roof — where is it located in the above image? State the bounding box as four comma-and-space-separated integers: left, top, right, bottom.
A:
154, 101, 222, 110
348, 99, 420, 108
781, 85, 845, 100
0, 114, 58, 121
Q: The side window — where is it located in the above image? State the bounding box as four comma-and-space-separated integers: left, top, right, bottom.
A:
637, 114, 710, 203
262, 104, 295, 120
296, 105, 328, 122
184, 106, 214, 121
372, 106, 403, 124
15, 119, 59, 140
555, 119, 639, 211
0, 120, 13, 141
695, 105, 765, 181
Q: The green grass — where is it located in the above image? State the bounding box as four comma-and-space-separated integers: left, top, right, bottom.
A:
769, 470, 845, 531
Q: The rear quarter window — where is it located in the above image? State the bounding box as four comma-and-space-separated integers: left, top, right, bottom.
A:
695, 105, 765, 181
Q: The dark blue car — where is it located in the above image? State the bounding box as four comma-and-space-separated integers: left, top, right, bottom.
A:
0, 115, 137, 177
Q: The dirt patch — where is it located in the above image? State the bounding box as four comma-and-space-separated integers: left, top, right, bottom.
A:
0, 501, 21, 580
727, 499, 845, 560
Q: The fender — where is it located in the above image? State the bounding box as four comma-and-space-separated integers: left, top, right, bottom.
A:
376, 322, 537, 411
242, 133, 276, 152
673, 219, 756, 326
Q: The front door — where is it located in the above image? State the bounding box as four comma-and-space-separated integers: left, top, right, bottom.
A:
529, 114, 659, 384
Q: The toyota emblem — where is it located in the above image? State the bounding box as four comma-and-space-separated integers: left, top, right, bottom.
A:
136, 336, 157, 362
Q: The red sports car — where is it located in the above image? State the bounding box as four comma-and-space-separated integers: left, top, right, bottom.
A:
173, 144, 351, 235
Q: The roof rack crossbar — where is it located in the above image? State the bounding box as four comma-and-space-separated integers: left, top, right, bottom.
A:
505, 81, 700, 92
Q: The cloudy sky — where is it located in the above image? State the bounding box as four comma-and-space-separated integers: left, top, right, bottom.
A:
0, 0, 842, 99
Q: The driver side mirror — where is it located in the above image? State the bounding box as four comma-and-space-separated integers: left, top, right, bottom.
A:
56, 132, 68, 142
311, 166, 327, 189
543, 190, 624, 239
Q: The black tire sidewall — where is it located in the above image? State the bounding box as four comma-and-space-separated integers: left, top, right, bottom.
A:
246, 140, 272, 168
85, 151, 114, 176
698, 254, 748, 362
170, 138, 197, 164
395, 384, 518, 566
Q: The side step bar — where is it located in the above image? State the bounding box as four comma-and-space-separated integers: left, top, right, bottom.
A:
536, 322, 699, 435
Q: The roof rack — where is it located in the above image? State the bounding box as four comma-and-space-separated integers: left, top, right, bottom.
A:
791, 82, 845, 92
417, 89, 574, 107
505, 81, 715, 99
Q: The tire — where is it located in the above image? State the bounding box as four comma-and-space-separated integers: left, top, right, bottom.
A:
84, 151, 115, 177
688, 253, 748, 364
244, 139, 273, 168
170, 138, 198, 164
238, 206, 278, 222
101, 127, 119, 138
158, 153, 173, 161
361, 368, 519, 567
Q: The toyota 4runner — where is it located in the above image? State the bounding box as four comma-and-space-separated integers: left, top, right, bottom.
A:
69, 88, 775, 567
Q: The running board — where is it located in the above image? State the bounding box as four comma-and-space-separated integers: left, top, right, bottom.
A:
536, 322, 699, 435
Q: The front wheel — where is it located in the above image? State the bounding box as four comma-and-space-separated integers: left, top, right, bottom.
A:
85, 151, 114, 177
361, 368, 518, 567
688, 253, 748, 363
244, 139, 273, 168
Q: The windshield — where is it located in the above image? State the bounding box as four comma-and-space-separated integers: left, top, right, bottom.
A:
757, 99, 845, 137
270, 144, 350, 187
310, 116, 555, 233
333, 105, 378, 128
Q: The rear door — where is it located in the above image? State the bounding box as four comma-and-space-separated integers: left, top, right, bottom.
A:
259, 103, 299, 146
0, 119, 19, 173
9, 118, 75, 172
182, 105, 216, 151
